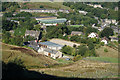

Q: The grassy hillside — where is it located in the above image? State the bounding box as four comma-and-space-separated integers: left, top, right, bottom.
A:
2, 43, 58, 69
29, 46, 118, 78
18, 2, 72, 10
2, 43, 118, 78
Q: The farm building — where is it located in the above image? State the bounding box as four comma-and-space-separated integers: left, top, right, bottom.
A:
20, 9, 57, 13
25, 30, 41, 40
35, 16, 57, 20
110, 37, 118, 42
101, 37, 109, 44
20, 9, 69, 13
38, 47, 63, 59
39, 41, 64, 50
79, 10, 88, 15
38, 18, 67, 26
71, 31, 83, 36
88, 32, 98, 38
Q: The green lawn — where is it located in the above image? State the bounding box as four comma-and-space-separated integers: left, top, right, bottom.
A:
69, 25, 83, 27
87, 57, 118, 63
19, 2, 71, 10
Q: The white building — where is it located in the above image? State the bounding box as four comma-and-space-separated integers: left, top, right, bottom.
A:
38, 47, 63, 59
87, 4, 103, 9
101, 37, 108, 44
20, 9, 69, 14
88, 32, 98, 38
94, 5, 103, 8
110, 37, 118, 42
101, 39, 108, 44
79, 10, 88, 15
111, 20, 117, 24
39, 41, 64, 50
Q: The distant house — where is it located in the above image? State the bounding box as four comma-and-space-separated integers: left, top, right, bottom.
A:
111, 26, 120, 33
101, 37, 109, 44
20, 9, 69, 14
9, 30, 14, 34
93, 4, 103, 8
11, 20, 19, 24
59, 9, 70, 13
114, 7, 118, 11
79, 10, 88, 15
38, 47, 63, 59
87, 4, 103, 9
20, 9, 57, 13
25, 30, 40, 40
71, 31, 83, 36
27, 40, 40, 51
88, 32, 98, 38
39, 41, 64, 50
110, 37, 118, 42
38, 18, 67, 26
35, 16, 57, 20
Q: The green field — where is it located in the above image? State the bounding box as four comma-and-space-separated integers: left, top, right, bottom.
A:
69, 25, 83, 27
19, 2, 71, 10
87, 57, 118, 63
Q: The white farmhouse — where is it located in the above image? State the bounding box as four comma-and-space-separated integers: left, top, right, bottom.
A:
94, 5, 103, 8
88, 32, 98, 38
79, 10, 88, 15
101, 37, 109, 44
38, 47, 63, 59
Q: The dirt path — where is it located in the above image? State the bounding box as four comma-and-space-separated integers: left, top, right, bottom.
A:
29, 59, 118, 72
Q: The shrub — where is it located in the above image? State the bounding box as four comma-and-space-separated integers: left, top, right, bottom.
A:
100, 42, 104, 46
73, 55, 82, 62
104, 48, 108, 52
95, 44, 101, 49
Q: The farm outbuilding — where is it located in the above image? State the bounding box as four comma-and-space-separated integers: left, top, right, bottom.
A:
38, 18, 67, 26
39, 41, 64, 50
38, 47, 63, 59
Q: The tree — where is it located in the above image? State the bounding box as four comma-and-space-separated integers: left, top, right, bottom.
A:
2, 19, 18, 31
15, 12, 33, 17
33, 25, 41, 31
88, 42, 95, 50
14, 27, 26, 36
23, 35, 35, 42
10, 36, 23, 46
87, 39, 95, 50
100, 27, 114, 38
40, 5, 44, 8
70, 35, 80, 42
61, 45, 75, 55
85, 27, 98, 35
2, 32, 11, 43
77, 45, 88, 56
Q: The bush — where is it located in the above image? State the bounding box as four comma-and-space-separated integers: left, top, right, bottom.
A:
104, 48, 108, 52
61, 45, 75, 55
100, 42, 104, 46
95, 44, 101, 49
73, 55, 82, 62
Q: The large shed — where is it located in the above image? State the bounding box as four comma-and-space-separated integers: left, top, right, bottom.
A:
38, 18, 67, 26
39, 41, 64, 50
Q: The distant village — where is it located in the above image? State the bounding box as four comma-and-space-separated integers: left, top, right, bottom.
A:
3, 3, 119, 59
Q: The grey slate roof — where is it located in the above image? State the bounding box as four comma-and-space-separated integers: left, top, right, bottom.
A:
25, 30, 40, 38
39, 41, 63, 47
71, 31, 83, 35
44, 48, 58, 54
